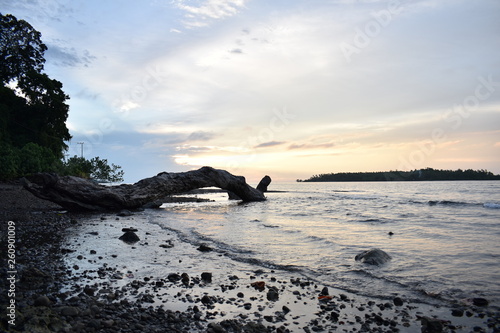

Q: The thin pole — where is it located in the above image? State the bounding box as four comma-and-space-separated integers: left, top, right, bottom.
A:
77, 142, 84, 158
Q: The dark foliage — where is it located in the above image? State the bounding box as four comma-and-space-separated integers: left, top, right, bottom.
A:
1, 13, 70, 161
0, 14, 47, 84
299, 168, 500, 182
62, 156, 124, 183
0, 13, 123, 183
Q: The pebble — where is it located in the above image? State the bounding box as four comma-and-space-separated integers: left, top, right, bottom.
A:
201, 272, 213, 283
117, 210, 133, 217
473, 298, 489, 307
197, 243, 213, 252
34, 295, 52, 307
393, 297, 404, 306
60, 306, 79, 317
267, 288, 279, 301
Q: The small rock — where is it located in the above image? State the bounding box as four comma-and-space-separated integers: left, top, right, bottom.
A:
201, 272, 212, 283
472, 298, 489, 307
264, 315, 274, 322
87, 319, 101, 329
393, 297, 404, 306
84, 286, 96, 296
60, 306, 79, 317
451, 309, 464, 317
251, 281, 266, 291
117, 210, 133, 217
197, 244, 213, 252
119, 231, 140, 244
160, 240, 174, 248
181, 273, 190, 285
168, 273, 181, 282
201, 295, 213, 305
330, 312, 340, 322
267, 288, 279, 301
419, 316, 443, 333
34, 295, 52, 307
207, 323, 226, 333
320, 287, 329, 296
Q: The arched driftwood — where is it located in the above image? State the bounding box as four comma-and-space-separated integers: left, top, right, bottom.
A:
22, 166, 266, 211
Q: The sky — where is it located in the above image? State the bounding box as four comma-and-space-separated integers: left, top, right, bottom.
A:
2, 0, 500, 183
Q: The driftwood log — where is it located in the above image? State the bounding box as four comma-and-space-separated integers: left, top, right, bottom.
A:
22, 166, 267, 211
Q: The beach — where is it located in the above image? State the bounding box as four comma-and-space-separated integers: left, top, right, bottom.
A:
1, 182, 499, 332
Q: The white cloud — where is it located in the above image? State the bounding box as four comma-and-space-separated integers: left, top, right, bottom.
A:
173, 0, 247, 27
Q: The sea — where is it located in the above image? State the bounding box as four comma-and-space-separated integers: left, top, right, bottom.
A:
65, 180, 500, 311
152, 180, 500, 307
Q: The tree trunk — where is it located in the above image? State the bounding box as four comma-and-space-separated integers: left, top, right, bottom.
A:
22, 166, 266, 211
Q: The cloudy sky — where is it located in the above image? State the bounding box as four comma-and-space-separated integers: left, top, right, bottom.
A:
2, 0, 500, 182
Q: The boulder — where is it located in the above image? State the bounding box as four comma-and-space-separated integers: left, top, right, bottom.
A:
118, 231, 140, 244
355, 248, 392, 265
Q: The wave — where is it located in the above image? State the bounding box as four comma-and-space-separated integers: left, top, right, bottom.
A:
333, 194, 382, 201
358, 218, 386, 223
225, 255, 302, 273
190, 230, 256, 255
428, 200, 468, 206
427, 200, 499, 210
484, 202, 500, 209
262, 224, 280, 228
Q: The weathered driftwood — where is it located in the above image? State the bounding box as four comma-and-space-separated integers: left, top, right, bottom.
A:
256, 175, 271, 192
22, 166, 266, 211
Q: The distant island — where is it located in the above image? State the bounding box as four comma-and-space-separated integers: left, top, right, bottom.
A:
297, 168, 500, 182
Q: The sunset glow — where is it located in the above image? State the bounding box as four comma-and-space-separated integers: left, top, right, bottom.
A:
4, 0, 499, 182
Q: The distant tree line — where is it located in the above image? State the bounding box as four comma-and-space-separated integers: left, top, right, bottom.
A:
298, 168, 500, 182
0, 13, 123, 182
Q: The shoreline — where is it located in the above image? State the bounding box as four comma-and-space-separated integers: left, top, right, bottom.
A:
1, 183, 499, 332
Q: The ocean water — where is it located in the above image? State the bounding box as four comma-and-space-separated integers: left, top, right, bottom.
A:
148, 180, 500, 307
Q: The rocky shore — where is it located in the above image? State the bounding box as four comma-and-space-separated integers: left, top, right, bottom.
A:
1, 182, 499, 332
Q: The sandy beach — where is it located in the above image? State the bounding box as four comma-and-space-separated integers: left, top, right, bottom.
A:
1, 182, 499, 333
